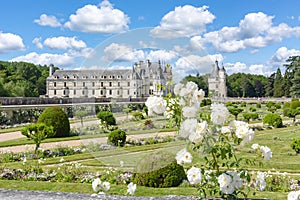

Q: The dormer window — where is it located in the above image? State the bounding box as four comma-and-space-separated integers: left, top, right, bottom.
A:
63, 75, 68, 79
82, 75, 88, 79
54, 75, 59, 79
92, 75, 97, 79
73, 75, 78, 79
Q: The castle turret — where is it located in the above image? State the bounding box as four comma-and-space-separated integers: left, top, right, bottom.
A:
49, 64, 54, 76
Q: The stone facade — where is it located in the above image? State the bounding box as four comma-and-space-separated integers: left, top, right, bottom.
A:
208, 60, 227, 97
46, 60, 172, 98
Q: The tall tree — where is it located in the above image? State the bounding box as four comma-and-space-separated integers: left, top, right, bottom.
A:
265, 72, 275, 97
291, 67, 300, 98
273, 68, 284, 97
284, 56, 300, 97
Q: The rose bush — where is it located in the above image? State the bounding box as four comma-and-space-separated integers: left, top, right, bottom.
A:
146, 81, 274, 199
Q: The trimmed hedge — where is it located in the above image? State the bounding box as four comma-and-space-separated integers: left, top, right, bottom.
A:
132, 152, 186, 188
107, 129, 126, 147
38, 106, 70, 138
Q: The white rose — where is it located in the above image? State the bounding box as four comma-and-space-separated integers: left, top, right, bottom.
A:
174, 83, 183, 95
182, 106, 199, 118
189, 121, 208, 143
175, 148, 193, 165
92, 178, 102, 193
260, 146, 272, 160
127, 182, 137, 195
211, 103, 229, 125
179, 118, 197, 138
187, 166, 202, 185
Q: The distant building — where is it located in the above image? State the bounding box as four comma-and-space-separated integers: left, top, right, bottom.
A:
208, 60, 227, 97
46, 60, 172, 98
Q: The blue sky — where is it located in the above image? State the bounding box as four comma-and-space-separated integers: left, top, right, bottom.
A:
1, 0, 300, 78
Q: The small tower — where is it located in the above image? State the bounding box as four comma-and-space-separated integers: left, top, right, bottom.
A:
49, 64, 54, 76
208, 60, 227, 98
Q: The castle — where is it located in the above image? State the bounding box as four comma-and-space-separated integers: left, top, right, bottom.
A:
208, 60, 227, 98
46, 60, 172, 99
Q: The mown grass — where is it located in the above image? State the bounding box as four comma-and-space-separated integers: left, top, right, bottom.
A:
0, 180, 289, 199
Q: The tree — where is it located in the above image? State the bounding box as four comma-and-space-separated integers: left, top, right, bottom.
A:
284, 56, 300, 97
273, 68, 284, 97
75, 110, 89, 127
265, 73, 275, 97
290, 67, 300, 98
21, 123, 54, 154
38, 106, 70, 137
228, 108, 243, 120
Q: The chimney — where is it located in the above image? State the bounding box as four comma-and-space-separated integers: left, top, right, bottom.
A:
49, 64, 54, 76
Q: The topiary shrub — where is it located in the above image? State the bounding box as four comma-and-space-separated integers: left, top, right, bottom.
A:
263, 113, 283, 128
97, 111, 116, 127
132, 152, 186, 188
132, 111, 144, 120
107, 129, 126, 147
38, 106, 70, 138
291, 138, 300, 154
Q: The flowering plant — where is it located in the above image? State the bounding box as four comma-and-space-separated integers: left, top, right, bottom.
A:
146, 81, 273, 199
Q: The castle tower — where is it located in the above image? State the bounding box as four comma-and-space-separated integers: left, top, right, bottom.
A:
208, 60, 227, 98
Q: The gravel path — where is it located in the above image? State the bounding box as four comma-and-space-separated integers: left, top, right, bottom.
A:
0, 131, 176, 153
0, 189, 200, 200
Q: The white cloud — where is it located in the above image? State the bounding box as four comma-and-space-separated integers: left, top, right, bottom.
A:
192, 12, 300, 53
43, 36, 87, 50
11, 52, 75, 67
102, 43, 145, 62
64, 0, 130, 34
269, 46, 300, 67
146, 50, 178, 62
224, 62, 273, 76
0, 32, 25, 53
151, 5, 215, 39
34, 14, 62, 27
32, 37, 43, 49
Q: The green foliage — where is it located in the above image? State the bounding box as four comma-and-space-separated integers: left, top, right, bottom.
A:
97, 111, 116, 127
249, 107, 256, 112
132, 111, 144, 120
256, 103, 261, 108
243, 113, 259, 123
107, 129, 126, 147
133, 153, 186, 188
21, 123, 54, 154
200, 98, 212, 107
75, 110, 88, 127
38, 106, 70, 138
0, 61, 51, 97
290, 99, 300, 109
228, 108, 243, 120
263, 113, 283, 128
291, 138, 300, 154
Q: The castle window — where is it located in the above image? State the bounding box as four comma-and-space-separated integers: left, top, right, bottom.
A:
74, 82, 76, 87
109, 90, 112, 95
127, 82, 130, 86
109, 76, 112, 79
54, 82, 56, 87
101, 82, 104, 87
117, 90, 120, 95
118, 82, 120, 87
100, 90, 103, 95
83, 82, 85, 87
109, 82, 112, 87
92, 82, 95, 87
92, 90, 95, 95
63, 75, 68, 79
104, 75, 106, 79
63, 90, 66, 95
127, 90, 129, 95
54, 90, 56, 95
112, 76, 115, 79
127, 75, 130, 79
64, 82, 67, 87
74, 90, 76, 95
82, 90, 84, 95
